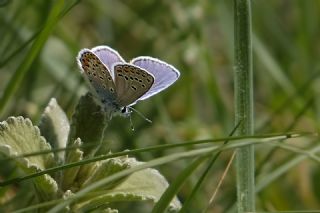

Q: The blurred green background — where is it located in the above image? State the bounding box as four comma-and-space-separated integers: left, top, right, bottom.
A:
1, 0, 320, 212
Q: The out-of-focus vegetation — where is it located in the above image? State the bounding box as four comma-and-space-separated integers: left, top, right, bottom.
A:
1, 0, 320, 212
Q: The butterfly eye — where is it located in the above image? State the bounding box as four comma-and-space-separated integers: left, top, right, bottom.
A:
121, 107, 127, 113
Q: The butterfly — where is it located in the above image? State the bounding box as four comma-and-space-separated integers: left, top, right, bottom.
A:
77, 45, 180, 119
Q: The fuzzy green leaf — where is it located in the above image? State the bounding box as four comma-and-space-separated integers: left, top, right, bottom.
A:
81, 156, 131, 189
39, 98, 70, 161
75, 158, 181, 212
65, 190, 118, 213
0, 116, 58, 200
61, 138, 83, 191
67, 93, 108, 157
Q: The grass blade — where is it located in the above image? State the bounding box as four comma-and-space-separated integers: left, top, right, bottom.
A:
152, 156, 208, 213
0, 0, 65, 115
233, 0, 255, 212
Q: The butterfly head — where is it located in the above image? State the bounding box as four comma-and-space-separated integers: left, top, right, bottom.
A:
120, 106, 131, 117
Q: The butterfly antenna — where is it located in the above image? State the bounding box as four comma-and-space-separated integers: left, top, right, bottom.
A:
128, 107, 152, 123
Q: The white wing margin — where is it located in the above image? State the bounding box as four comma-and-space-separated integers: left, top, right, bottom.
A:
130, 56, 180, 102
91, 46, 125, 80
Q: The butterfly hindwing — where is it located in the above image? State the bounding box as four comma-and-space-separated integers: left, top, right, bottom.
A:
77, 50, 117, 106
113, 63, 154, 107
131, 56, 180, 102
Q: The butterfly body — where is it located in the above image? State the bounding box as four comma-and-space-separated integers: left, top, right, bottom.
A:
77, 46, 180, 119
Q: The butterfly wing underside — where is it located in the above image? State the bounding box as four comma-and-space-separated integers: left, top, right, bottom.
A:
77, 50, 117, 106
113, 63, 154, 107
91, 46, 125, 80
131, 56, 180, 102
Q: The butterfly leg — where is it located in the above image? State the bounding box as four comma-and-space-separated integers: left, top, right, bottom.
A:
129, 114, 135, 131
127, 106, 152, 123
107, 110, 113, 120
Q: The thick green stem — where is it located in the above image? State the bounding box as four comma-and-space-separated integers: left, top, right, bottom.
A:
234, 0, 255, 212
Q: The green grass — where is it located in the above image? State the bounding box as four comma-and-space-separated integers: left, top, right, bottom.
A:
233, 0, 255, 212
1, 0, 320, 212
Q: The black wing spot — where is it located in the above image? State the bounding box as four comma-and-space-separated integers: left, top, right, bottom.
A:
139, 79, 142, 83
89, 79, 93, 82
130, 77, 134, 80
108, 77, 112, 81
110, 88, 115, 93
118, 73, 123, 77
99, 76, 104, 80
134, 77, 139, 81
124, 76, 129, 80
142, 84, 146, 88
131, 86, 137, 90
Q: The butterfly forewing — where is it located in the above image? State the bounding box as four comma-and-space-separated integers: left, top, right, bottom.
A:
91, 46, 125, 80
78, 50, 117, 106
113, 64, 154, 107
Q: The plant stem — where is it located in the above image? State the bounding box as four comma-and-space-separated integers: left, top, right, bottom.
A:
234, 0, 255, 212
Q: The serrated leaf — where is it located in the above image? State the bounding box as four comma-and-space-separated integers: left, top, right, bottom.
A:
0, 116, 58, 200
39, 98, 70, 161
67, 93, 108, 157
81, 156, 131, 189
75, 161, 100, 188
75, 158, 181, 212
61, 138, 83, 191
0, 117, 54, 169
